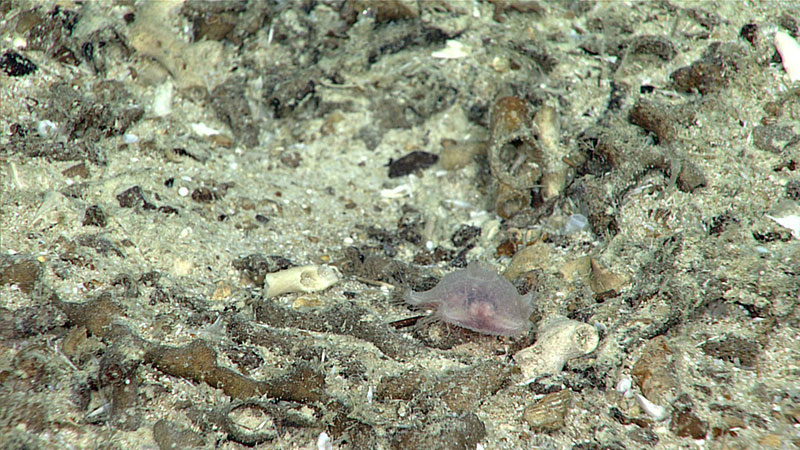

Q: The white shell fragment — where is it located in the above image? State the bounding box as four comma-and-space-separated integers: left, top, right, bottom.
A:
513, 315, 599, 383
775, 31, 800, 82
264, 264, 340, 298
432, 40, 470, 59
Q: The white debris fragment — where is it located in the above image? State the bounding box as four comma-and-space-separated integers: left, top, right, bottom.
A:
775, 31, 800, 82
432, 40, 470, 59
190, 122, 220, 137
616, 375, 633, 398
635, 393, 669, 421
380, 184, 412, 198
264, 264, 340, 298
514, 315, 599, 384
152, 80, 174, 116
37, 120, 57, 137
766, 213, 800, 239
317, 431, 333, 450
443, 199, 474, 209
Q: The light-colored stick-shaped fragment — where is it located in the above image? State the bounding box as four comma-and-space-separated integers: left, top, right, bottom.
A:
514, 315, 599, 384
775, 31, 800, 82
634, 393, 668, 421
263, 265, 340, 297
535, 105, 568, 200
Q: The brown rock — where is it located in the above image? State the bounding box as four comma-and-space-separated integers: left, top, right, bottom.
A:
671, 409, 708, 439
632, 336, 678, 405
0, 254, 42, 294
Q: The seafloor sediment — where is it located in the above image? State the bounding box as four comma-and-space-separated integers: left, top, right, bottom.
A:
1, 1, 799, 449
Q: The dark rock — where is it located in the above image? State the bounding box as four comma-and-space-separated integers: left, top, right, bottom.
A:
388, 151, 438, 178
1, 50, 38, 76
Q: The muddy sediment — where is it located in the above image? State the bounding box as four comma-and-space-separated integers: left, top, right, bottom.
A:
1, 1, 799, 449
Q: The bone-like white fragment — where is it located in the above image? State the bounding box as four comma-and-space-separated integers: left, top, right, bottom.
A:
635, 393, 669, 421
264, 264, 340, 297
775, 31, 800, 82
514, 315, 599, 383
